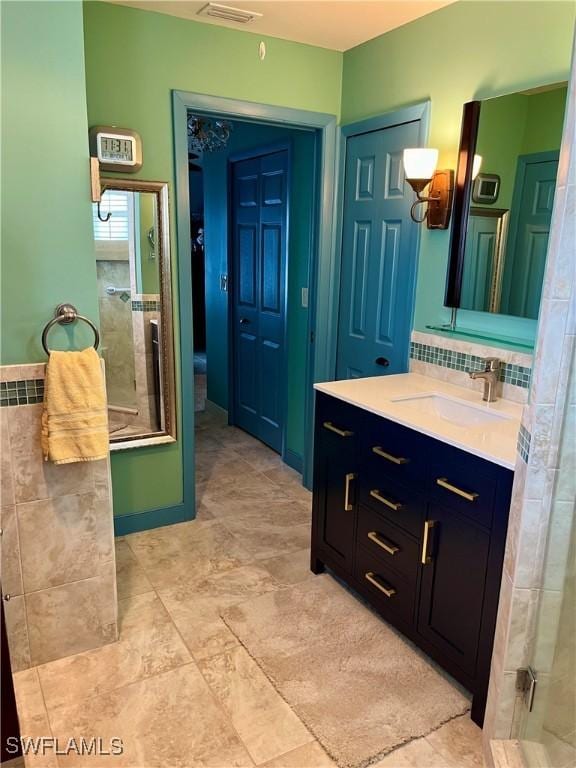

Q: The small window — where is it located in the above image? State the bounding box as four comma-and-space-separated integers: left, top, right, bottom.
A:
92, 190, 130, 240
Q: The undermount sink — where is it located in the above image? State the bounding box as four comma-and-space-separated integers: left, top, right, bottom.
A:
390, 393, 513, 428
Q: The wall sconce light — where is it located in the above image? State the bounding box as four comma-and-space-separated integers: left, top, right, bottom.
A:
472, 154, 482, 180
403, 148, 454, 229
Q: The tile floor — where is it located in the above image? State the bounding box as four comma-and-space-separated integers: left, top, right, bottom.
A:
12, 410, 485, 767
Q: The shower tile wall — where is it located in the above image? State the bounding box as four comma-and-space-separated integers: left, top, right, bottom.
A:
0, 363, 118, 671
482, 53, 575, 761
97, 259, 137, 410
131, 294, 160, 432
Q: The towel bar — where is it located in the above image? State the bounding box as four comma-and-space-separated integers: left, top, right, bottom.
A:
42, 303, 100, 355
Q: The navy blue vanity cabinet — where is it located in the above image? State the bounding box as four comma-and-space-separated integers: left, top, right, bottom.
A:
311, 393, 362, 577
311, 391, 514, 726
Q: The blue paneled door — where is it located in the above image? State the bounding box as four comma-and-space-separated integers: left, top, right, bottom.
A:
461, 212, 502, 312
231, 150, 288, 453
501, 151, 559, 320
337, 121, 420, 379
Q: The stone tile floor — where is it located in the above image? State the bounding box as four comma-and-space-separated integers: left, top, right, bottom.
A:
12, 409, 485, 767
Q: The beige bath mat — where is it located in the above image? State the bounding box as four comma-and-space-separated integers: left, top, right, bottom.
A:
222, 574, 470, 768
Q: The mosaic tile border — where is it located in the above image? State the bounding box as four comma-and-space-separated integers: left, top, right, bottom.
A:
0, 378, 45, 407
410, 341, 532, 389
131, 300, 160, 312
517, 424, 531, 464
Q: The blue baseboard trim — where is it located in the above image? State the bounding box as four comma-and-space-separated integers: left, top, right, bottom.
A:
114, 502, 195, 537
284, 449, 303, 474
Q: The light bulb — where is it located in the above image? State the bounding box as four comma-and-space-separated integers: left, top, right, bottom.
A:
403, 148, 439, 181
472, 154, 482, 180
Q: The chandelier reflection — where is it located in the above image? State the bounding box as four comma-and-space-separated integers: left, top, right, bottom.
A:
187, 116, 233, 153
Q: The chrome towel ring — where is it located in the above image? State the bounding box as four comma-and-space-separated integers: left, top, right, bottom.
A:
42, 303, 100, 356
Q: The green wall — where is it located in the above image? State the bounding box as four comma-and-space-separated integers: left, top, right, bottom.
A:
6, 0, 573, 527
342, 0, 575, 346
475, 87, 567, 210
83, 1, 342, 517
201, 121, 314, 463
522, 87, 568, 154
1, 1, 98, 363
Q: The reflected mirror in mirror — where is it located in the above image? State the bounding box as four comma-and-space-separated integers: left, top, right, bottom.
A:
456, 83, 567, 319
92, 179, 176, 445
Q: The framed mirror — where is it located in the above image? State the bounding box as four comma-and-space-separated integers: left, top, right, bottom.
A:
92, 178, 176, 447
446, 83, 567, 319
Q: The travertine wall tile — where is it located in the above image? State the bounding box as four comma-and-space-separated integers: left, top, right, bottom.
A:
1, 362, 118, 669
0, 504, 23, 596
4, 594, 31, 671
26, 560, 118, 666
7, 404, 94, 503
18, 492, 114, 592
0, 411, 15, 509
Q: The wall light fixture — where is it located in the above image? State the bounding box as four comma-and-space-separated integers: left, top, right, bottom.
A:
403, 148, 454, 229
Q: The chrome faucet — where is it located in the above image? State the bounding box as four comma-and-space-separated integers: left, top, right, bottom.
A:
469, 358, 501, 402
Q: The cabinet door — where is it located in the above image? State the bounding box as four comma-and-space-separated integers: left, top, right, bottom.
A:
417, 503, 490, 677
313, 403, 359, 573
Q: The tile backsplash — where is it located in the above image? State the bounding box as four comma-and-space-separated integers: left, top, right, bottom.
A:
0, 377, 45, 407
517, 423, 531, 464
409, 331, 533, 404
0, 362, 118, 671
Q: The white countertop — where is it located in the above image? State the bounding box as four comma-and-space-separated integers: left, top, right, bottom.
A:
314, 373, 522, 470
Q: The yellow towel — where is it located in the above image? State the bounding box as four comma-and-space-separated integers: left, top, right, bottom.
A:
41, 347, 109, 464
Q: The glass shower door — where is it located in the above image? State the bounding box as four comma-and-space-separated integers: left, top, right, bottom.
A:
518, 350, 575, 768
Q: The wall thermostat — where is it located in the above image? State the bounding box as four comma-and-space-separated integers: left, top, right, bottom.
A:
89, 126, 142, 173
472, 173, 500, 205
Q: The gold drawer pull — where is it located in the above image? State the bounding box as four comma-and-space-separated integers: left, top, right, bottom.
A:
372, 446, 409, 465
344, 472, 356, 512
323, 421, 353, 438
365, 571, 396, 598
436, 477, 479, 502
367, 531, 399, 555
421, 520, 435, 565
370, 489, 403, 511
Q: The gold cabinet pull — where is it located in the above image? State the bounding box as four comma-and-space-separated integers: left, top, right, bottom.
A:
369, 489, 403, 511
436, 477, 479, 502
323, 421, 353, 438
372, 446, 409, 465
365, 571, 396, 598
344, 473, 357, 512
367, 531, 399, 556
421, 520, 435, 565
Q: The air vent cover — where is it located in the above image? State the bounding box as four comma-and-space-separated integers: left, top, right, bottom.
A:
197, 3, 262, 24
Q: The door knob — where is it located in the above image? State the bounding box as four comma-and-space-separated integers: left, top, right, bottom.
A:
375, 357, 390, 367
239, 318, 250, 325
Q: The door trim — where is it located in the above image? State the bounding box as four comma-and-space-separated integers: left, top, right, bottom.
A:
334, 101, 431, 377
173, 91, 338, 506
227, 142, 291, 459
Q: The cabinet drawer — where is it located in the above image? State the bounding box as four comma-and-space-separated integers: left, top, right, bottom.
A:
364, 414, 429, 490
354, 546, 416, 625
428, 446, 499, 529
359, 473, 426, 539
357, 505, 419, 583
315, 393, 361, 443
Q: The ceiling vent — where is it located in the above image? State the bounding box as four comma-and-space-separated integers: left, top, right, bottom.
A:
197, 3, 263, 24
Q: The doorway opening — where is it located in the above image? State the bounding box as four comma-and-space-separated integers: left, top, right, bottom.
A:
187, 112, 317, 473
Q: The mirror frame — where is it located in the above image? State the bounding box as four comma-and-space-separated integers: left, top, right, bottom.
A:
445, 100, 481, 308
99, 177, 177, 448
